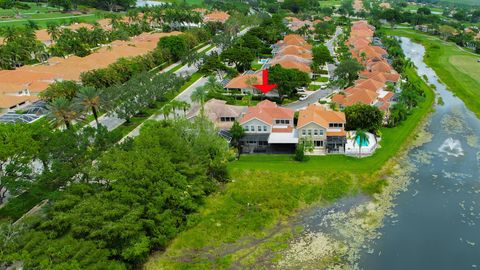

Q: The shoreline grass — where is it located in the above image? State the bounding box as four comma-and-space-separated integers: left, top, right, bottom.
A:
144, 66, 435, 269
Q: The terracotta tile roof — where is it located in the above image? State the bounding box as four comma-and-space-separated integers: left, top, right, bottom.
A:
272, 126, 293, 133
273, 60, 311, 73
349, 37, 371, 49
0, 83, 27, 94
23, 31, 182, 81
297, 104, 346, 128
0, 69, 58, 85
351, 29, 374, 39
327, 130, 347, 136
28, 81, 51, 94
355, 78, 385, 92
225, 73, 262, 89
187, 98, 247, 129
0, 95, 37, 109
351, 21, 374, 31
369, 60, 393, 73
240, 100, 294, 125
271, 54, 312, 65
35, 29, 52, 43
379, 91, 394, 102
276, 45, 312, 59
332, 88, 378, 107
282, 34, 309, 47
372, 46, 387, 55
66, 22, 95, 31
203, 11, 230, 23
193, 8, 207, 13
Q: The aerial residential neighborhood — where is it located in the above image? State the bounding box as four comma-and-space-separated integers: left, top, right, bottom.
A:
1, 0, 480, 269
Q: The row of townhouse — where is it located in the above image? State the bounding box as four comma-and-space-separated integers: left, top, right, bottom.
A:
284, 16, 332, 32
0, 31, 182, 116
224, 34, 314, 98
188, 99, 347, 155
331, 21, 401, 116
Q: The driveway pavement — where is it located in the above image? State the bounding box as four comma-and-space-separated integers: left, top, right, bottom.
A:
282, 87, 338, 111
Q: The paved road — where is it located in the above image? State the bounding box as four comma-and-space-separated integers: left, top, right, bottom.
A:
89, 44, 213, 131
283, 27, 343, 111
282, 87, 337, 111
119, 27, 252, 140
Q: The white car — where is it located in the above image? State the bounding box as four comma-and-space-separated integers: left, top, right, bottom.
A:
299, 95, 308, 101
321, 85, 328, 90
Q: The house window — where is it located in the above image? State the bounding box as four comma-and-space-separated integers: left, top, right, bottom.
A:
285, 120, 290, 124
314, 141, 324, 147
329, 123, 343, 128
263, 126, 267, 132
244, 125, 249, 131
319, 130, 324, 136
314, 129, 318, 136
302, 129, 306, 136
250, 126, 255, 132
275, 120, 280, 124
220, 117, 226, 122
307, 129, 312, 136
257, 126, 262, 131
259, 141, 268, 146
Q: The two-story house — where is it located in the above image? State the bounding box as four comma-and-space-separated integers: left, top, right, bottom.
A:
239, 100, 297, 153
297, 104, 347, 154
186, 98, 247, 130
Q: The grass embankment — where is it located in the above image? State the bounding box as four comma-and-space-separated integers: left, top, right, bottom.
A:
384, 28, 480, 118
145, 66, 435, 269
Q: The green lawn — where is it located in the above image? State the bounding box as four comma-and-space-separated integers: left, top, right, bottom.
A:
384, 28, 480, 119
144, 66, 435, 269
318, 0, 341, 7
0, 2, 100, 28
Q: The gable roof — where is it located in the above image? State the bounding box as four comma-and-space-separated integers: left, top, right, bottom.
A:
225, 73, 262, 89
240, 100, 294, 125
204, 11, 230, 23
355, 78, 385, 92
297, 104, 346, 128
271, 60, 312, 73
276, 45, 313, 59
0, 95, 37, 109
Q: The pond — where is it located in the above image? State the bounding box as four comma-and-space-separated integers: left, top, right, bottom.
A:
277, 37, 480, 269
357, 37, 480, 270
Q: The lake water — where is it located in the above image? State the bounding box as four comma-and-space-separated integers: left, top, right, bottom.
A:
358, 37, 480, 269
276, 37, 480, 270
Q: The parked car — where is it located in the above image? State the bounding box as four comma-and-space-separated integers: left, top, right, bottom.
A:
321, 85, 327, 90
296, 87, 306, 92
299, 95, 308, 101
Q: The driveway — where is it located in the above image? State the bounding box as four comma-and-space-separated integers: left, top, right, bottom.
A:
282, 87, 338, 111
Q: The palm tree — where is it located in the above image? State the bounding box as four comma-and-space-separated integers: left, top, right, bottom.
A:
354, 129, 369, 158
47, 97, 80, 130
191, 86, 208, 115
76, 87, 101, 126
161, 103, 173, 119
1, 26, 17, 42
169, 100, 182, 118
178, 100, 190, 116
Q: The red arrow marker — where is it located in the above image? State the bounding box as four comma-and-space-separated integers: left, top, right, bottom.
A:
254, 69, 277, 94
